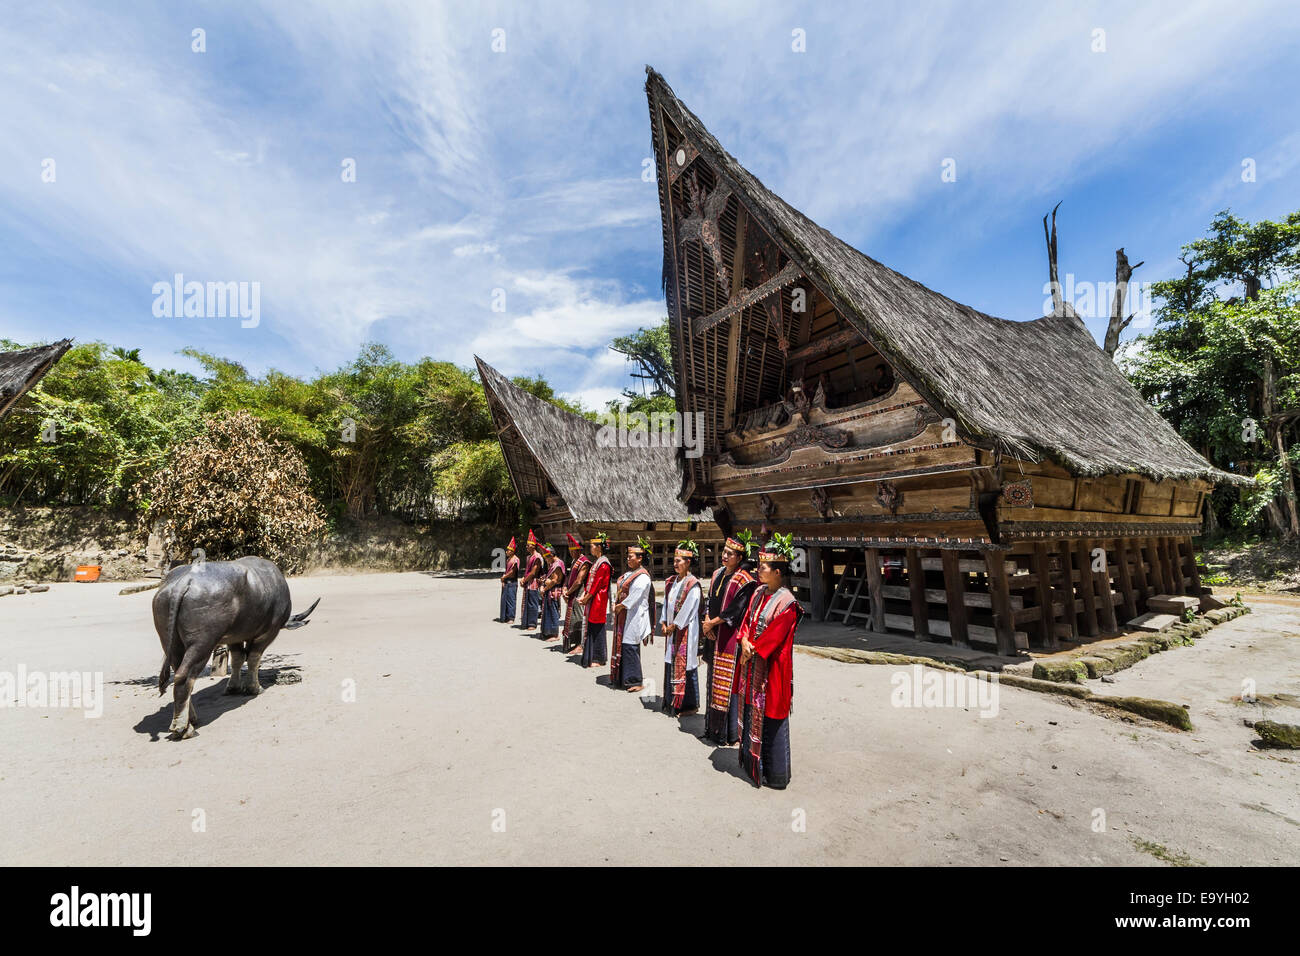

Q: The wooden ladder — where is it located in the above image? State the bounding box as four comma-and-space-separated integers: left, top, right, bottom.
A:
826, 566, 870, 625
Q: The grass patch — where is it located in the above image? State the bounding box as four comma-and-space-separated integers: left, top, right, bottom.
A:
1132, 838, 1202, 867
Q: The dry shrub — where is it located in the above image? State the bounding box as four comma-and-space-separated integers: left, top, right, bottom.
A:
139, 410, 325, 572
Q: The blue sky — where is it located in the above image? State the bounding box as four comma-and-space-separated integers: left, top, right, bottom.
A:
4, 0, 1299, 408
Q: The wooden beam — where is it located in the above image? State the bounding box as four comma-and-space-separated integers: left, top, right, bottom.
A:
722, 205, 748, 430
983, 550, 1019, 655
783, 325, 862, 365
865, 547, 886, 633
906, 547, 931, 640
941, 549, 969, 647
690, 261, 801, 336
1032, 543, 1058, 649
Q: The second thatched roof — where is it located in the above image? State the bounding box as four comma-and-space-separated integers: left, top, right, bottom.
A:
476, 356, 699, 523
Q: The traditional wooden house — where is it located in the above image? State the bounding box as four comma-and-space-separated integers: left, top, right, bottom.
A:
476, 357, 725, 577
644, 67, 1235, 654
0, 339, 72, 423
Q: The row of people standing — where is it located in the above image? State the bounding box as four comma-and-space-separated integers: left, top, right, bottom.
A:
496, 528, 804, 789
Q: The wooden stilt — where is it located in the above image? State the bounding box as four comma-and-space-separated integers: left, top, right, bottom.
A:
1075, 539, 1100, 637
1184, 535, 1202, 596
1130, 536, 1151, 608
865, 547, 886, 633
1114, 538, 1139, 622
1056, 539, 1080, 641
1144, 538, 1167, 595
983, 550, 1019, 656
1032, 543, 1058, 649
1168, 537, 1186, 595
807, 546, 826, 620
1096, 540, 1118, 634
941, 549, 970, 647
906, 547, 931, 640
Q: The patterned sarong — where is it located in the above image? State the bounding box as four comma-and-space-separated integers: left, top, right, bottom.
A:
667, 573, 699, 710
709, 651, 736, 712
737, 652, 767, 785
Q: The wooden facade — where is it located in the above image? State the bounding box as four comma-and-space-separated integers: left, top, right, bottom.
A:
645, 69, 1228, 653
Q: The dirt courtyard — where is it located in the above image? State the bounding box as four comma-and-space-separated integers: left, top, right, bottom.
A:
1, 572, 1297, 866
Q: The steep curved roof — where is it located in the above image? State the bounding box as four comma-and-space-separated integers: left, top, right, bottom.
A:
646, 67, 1232, 484
476, 356, 699, 523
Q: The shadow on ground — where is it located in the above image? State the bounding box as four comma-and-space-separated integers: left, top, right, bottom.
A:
128, 655, 304, 741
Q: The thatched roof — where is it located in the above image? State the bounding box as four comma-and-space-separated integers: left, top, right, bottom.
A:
646, 68, 1233, 484
475, 357, 699, 522
0, 339, 71, 422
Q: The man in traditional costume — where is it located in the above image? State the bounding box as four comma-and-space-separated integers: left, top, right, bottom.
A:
660, 540, 702, 716
610, 536, 655, 692
497, 536, 520, 623
538, 542, 566, 641
560, 533, 590, 653
700, 530, 758, 744
518, 529, 543, 630
578, 532, 612, 668
736, 532, 804, 789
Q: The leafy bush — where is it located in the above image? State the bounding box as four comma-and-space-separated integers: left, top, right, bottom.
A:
137, 410, 325, 572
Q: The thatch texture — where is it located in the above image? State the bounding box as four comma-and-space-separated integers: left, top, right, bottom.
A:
0, 339, 71, 422
646, 68, 1234, 484
475, 357, 698, 522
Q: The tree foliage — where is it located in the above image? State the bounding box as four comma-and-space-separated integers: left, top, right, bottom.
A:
138, 410, 326, 572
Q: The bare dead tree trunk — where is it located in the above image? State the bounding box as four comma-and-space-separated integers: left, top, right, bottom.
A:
1263, 354, 1300, 538
1103, 247, 1144, 356
1043, 203, 1066, 317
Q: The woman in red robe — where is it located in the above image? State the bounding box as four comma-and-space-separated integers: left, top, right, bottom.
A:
735, 533, 804, 789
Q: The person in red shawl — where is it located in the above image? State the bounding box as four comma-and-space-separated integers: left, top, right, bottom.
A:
518, 530, 543, 631
497, 536, 520, 623
560, 533, 590, 653
736, 532, 804, 789
578, 531, 612, 668
700, 530, 758, 744
538, 542, 566, 640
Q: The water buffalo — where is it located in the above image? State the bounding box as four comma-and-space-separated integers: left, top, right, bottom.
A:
153, 556, 319, 739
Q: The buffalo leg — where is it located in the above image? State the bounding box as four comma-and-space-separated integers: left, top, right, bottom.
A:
169, 642, 210, 738
225, 644, 248, 695
242, 631, 278, 697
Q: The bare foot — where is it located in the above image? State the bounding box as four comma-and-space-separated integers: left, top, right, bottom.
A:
626, 685, 643, 692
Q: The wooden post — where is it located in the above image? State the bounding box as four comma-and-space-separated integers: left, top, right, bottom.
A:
1113, 538, 1139, 623
807, 545, 826, 620
906, 547, 931, 640
1144, 539, 1167, 595
865, 547, 886, 633
1032, 543, 1058, 649
941, 549, 970, 647
983, 550, 1018, 656
1056, 539, 1079, 641
1095, 540, 1118, 634
1129, 537, 1151, 609
1168, 537, 1186, 594
1074, 539, 1100, 637
1184, 535, 1202, 596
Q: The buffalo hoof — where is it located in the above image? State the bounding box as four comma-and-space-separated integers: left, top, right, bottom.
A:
244, 683, 262, 697
224, 680, 243, 695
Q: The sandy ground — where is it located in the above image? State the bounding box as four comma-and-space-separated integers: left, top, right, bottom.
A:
1, 572, 1297, 866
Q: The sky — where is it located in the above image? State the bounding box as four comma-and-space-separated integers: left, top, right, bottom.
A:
3, 0, 1299, 410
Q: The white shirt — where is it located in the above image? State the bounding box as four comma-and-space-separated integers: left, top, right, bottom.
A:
661, 576, 701, 668
617, 572, 653, 645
